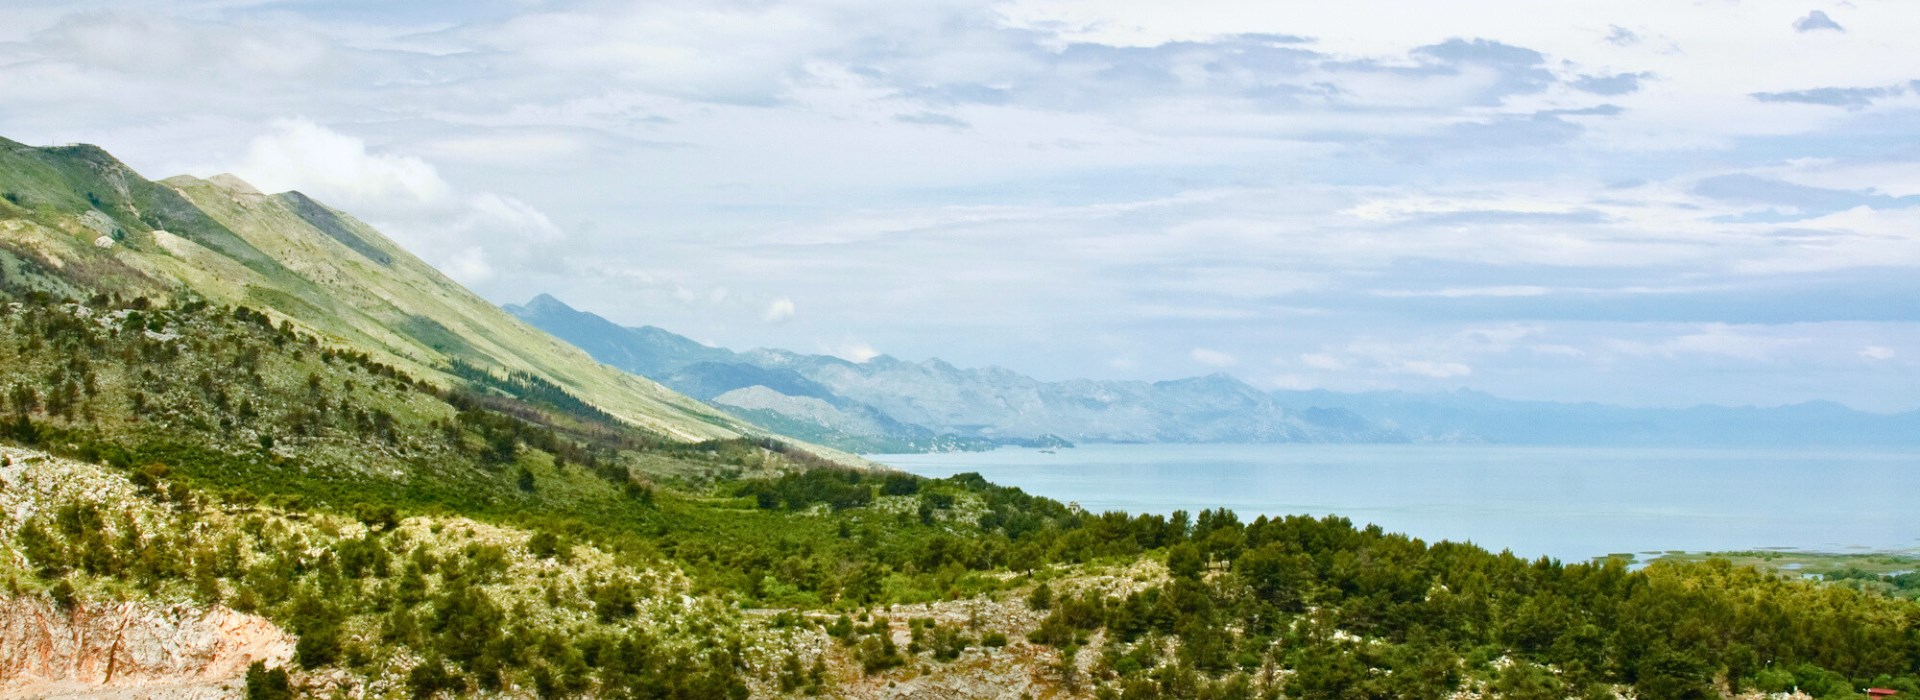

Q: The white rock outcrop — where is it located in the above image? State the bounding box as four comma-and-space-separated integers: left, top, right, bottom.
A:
0, 597, 293, 699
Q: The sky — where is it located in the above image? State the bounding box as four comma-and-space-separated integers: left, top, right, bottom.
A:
2, 1, 1918, 411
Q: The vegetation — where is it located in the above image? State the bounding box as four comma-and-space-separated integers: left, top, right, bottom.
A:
4, 294, 1916, 698
2, 139, 1918, 697
1653, 550, 1920, 600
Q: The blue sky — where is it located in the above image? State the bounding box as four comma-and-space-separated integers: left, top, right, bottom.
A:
2, 0, 1918, 410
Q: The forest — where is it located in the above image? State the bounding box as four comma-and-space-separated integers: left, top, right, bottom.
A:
3, 289, 1918, 699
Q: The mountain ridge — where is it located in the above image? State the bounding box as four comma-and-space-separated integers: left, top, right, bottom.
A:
510, 294, 1402, 449
0, 138, 863, 461
511, 293, 1920, 450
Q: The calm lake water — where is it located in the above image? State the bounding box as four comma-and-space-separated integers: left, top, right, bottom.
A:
872, 443, 1920, 562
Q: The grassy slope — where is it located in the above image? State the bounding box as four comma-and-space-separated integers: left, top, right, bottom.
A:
0, 296, 1055, 697
0, 137, 862, 454
163, 174, 747, 442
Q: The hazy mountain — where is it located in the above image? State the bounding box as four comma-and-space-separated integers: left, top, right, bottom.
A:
504, 294, 1010, 452
742, 349, 1396, 444
511, 294, 1402, 449
515, 293, 1920, 450
1271, 389, 1920, 447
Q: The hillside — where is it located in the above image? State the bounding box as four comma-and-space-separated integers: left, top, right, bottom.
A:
0, 275, 1096, 698
0, 138, 779, 446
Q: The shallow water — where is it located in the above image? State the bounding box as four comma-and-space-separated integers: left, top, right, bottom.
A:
872, 443, 1920, 562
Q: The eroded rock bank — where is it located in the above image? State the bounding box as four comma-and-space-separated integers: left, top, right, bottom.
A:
0, 596, 292, 699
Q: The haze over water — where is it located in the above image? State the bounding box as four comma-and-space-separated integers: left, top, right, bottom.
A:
877, 443, 1920, 562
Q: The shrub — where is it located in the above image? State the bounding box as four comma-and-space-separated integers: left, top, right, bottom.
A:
244, 661, 295, 700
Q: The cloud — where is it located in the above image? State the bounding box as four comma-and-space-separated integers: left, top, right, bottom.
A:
1395, 360, 1473, 378
829, 339, 881, 363
1794, 10, 1844, 33
1417, 111, 1587, 152
894, 112, 970, 129
229, 119, 562, 284
1603, 25, 1640, 46
1571, 72, 1649, 96
1400, 208, 1612, 226
1609, 324, 1813, 362
235, 118, 453, 208
763, 297, 797, 323
1374, 286, 1553, 298
1751, 85, 1905, 110
472, 3, 851, 105
1298, 353, 1348, 370
442, 247, 494, 285
1190, 348, 1238, 367
1692, 173, 1920, 215
1861, 345, 1896, 361
30, 13, 336, 80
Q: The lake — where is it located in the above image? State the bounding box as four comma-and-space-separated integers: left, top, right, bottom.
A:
872, 443, 1920, 562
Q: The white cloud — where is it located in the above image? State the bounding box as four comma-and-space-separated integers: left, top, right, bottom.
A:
1529, 344, 1585, 357
1604, 324, 1813, 362
829, 339, 881, 363
1299, 352, 1348, 370
1374, 285, 1553, 298
226, 119, 563, 285
235, 118, 453, 209
1861, 345, 1896, 361
442, 247, 495, 285
1263, 373, 1319, 390
1190, 347, 1238, 367
31, 13, 334, 80
763, 297, 797, 323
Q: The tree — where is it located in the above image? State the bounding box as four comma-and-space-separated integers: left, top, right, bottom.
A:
245, 662, 295, 700
1167, 543, 1205, 580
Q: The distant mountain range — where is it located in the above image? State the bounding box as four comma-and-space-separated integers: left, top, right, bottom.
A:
509, 293, 1920, 452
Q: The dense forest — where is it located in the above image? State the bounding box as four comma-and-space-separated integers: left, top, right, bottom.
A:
3, 289, 1919, 698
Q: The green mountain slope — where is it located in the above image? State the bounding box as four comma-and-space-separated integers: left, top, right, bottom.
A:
0, 137, 783, 446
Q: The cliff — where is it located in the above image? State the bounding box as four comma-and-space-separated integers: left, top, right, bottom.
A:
0, 597, 291, 699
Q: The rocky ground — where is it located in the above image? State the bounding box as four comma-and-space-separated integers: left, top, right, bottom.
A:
0, 445, 1112, 699
0, 597, 291, 699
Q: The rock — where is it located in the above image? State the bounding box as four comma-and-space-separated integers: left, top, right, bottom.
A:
0, 597, 294, 699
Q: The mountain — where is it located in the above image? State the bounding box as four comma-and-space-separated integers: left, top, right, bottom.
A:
1270, 389, 1920, 447
502, 293, 736, 380
510, 294, 1401, 449
504, 293, 1008, 452
514, 293, 1920, 449
0, 138, 839, 453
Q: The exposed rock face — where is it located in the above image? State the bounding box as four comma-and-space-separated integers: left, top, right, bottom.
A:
0, 597, 293, 699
